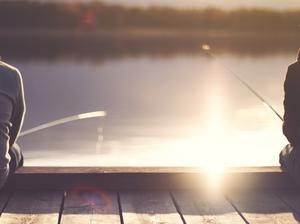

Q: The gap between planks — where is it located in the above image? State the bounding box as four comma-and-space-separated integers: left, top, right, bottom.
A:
2, 188, 300, 224
226, 189, 300, 224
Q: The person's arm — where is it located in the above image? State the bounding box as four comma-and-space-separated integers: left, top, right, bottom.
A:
283, 68, 292, 123
9, 69, 25, 146
0, 93, 13, 189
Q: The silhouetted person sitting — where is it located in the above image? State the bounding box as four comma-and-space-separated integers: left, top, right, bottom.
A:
0, 60, 25, 189
280, 49, 300, 183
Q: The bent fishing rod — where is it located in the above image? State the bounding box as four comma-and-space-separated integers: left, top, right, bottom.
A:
19, 111, 107, 137
202, 44, 283, 121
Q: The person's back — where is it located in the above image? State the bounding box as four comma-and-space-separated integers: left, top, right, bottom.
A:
0, 60, 25, 189
280, 49, 300, 184
283, 59, 300, 145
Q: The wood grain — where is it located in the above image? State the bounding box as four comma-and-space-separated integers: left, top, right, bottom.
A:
172, 190, 244, 224
227, 190, 299, 224
16, 166, 283, 174
0, 190, 63, 224
276, 189, 300, 215
120, 190, 183, 224
11, 166, 296, 190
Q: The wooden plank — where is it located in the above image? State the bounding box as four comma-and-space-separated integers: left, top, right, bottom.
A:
222, 170, 296, 190
11, 166, 296, 190
16, 166, 283, 174
61, 189, 120, 224
275, 189, 300, 214
227, 190, 300, 223
0, 190, 63, 224
120, 190, 183, 224
172, 190, 245, 224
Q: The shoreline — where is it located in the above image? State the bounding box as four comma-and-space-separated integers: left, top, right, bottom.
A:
0, 28, 299, 38
0, 28, 298, 60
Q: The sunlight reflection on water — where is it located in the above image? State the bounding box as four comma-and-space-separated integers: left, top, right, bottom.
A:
16, 52, 290, 167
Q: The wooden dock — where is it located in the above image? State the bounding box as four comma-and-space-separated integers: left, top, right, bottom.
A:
1, 167, 300, 223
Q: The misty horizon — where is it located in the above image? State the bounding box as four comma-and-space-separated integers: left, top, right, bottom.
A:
30, 0, 300, 10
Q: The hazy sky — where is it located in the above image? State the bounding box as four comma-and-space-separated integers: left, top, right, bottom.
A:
48, 0, 300, 10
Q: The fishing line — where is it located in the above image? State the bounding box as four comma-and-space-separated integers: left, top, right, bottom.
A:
19, 111, 107, 137
202, 44, 283, 121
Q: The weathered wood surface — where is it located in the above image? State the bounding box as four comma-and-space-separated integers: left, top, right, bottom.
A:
275, 189, 300, 215
120, 190, 183, 224
0, 190, 63, 224
16, 166, 283, 174
61, 189, 120, 224
227, 190, 300, 224
172, 190, 245, 224
11, 166, 297, 190
2, 188, 300, 223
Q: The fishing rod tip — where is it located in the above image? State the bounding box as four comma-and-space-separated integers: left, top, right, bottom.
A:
202, 44, 211, 51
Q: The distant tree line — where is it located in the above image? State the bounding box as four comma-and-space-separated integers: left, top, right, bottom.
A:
0, 1, 300, 31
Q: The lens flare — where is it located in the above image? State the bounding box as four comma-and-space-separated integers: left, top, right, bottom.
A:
68, 185, 113, 211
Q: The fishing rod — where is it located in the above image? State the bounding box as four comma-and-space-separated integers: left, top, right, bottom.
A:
19, 111, 107, 137
201, 44, 283, 121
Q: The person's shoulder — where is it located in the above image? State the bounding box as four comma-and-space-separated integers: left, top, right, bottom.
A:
0, 61, 22, 86
0, 61, 22, 100
288, 61, 300, 71
0, 61, 20, 78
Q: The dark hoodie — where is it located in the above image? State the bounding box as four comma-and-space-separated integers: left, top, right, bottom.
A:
283, 52, 300, 145
0, 61, 25, 188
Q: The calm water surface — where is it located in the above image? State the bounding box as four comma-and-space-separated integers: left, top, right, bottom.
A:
13, 51, 293, 167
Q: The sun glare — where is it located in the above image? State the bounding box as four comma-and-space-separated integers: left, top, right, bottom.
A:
201, 71, 228, 190
203, 165, 226, 190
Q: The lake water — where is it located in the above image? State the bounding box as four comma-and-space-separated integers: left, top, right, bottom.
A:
5, 35, 296, 168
